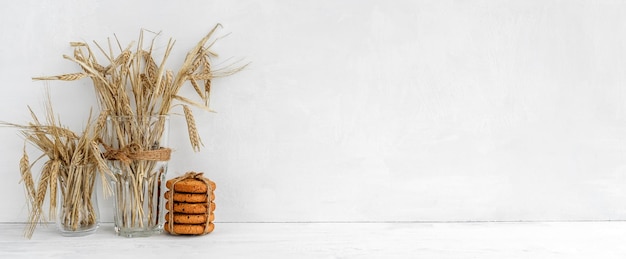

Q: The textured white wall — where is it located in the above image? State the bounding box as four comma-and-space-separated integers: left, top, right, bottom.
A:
1, 0, 626, 223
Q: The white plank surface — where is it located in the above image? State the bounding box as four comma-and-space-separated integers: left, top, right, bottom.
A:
1, 222, 624, 258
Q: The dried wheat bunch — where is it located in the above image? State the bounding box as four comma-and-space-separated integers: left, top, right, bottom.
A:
1, 98, 113, 238
33, 24, 247, 152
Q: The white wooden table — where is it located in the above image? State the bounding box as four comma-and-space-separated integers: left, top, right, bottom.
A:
0, 222, 624, 258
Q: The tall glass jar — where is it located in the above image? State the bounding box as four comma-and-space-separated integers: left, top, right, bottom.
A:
56, 164, 100, 236
103, 115, 170, 237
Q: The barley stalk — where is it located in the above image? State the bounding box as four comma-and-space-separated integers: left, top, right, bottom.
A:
19, 146, 36, 205
189, 79, 206, 99
48, 160, 60, 219
25, 165, 49, 238
173, 95, 213, 113
183, 105, 202, 152
32, 73, 88, 81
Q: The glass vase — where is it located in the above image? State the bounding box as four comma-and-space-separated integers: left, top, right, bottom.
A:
56, 164, 100, 236
104, 115, 170, 237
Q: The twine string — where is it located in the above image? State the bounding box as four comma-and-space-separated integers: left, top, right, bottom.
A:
100, 141, 172, 163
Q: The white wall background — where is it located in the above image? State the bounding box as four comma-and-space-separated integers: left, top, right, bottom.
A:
1, 0, 626, 223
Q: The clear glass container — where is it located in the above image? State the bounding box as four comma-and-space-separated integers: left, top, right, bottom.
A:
56, 164, 100, 236
104, 115, 170, 237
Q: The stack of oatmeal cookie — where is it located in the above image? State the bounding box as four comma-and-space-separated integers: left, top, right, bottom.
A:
164, 172, 216, 235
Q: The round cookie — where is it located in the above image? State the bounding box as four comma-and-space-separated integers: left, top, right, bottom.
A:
166, 201, 210, 214
165, 222, 215, 235
166, 178, 214, 193
166, 212, 208, 224
165, 191, 210, 203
